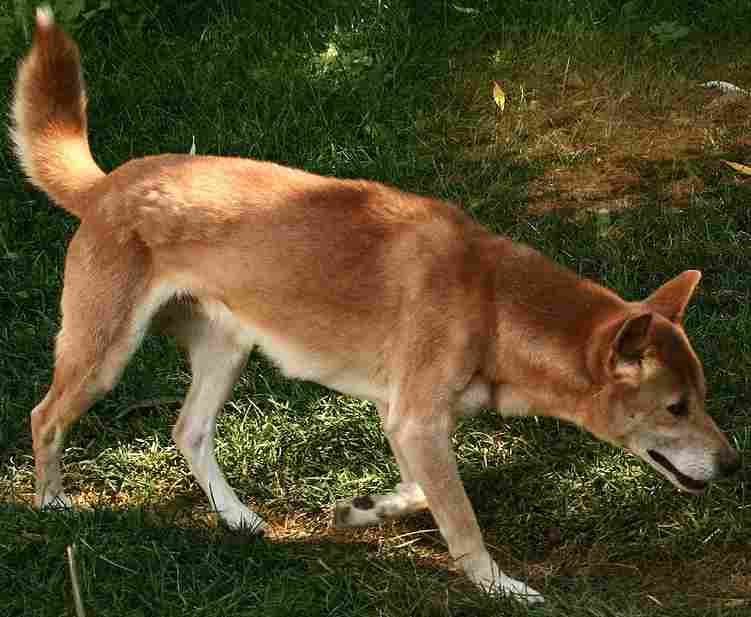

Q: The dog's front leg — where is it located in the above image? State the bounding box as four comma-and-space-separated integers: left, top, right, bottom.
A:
388, 406, 544, 604
334, 403, 428, 527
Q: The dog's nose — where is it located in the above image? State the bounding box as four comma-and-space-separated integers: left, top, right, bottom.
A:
717, 449, 741, 477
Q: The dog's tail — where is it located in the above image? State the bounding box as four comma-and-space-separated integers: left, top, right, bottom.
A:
10, 6, 104, 217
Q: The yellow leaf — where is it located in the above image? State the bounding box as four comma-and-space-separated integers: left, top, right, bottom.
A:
722, 159, 751, 175
492, 80, 506, 112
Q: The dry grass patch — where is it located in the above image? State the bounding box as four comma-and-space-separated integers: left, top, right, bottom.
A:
433, 45, 751, 215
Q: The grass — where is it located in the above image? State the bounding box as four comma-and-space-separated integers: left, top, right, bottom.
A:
1, 1, 751, 615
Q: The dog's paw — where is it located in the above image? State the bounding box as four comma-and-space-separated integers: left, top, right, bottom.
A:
462, 552, 544, 605
492, 574, 544, 605
333, 495, 382, 528
36, 491, 73, 510
334, 484, 428, 528
221, 506, 267, 536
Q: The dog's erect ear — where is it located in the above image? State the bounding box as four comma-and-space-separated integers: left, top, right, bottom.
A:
609, 313, 653, 384
613, 313, 653, 358
644, 270, 701, 324
588, 313, 653, 385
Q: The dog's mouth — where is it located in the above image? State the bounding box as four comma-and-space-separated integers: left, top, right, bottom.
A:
647, 449, 707, 493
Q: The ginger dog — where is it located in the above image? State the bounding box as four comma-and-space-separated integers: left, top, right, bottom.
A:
13, 8, 739, 603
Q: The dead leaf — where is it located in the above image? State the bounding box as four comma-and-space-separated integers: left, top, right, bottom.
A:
722, 159, 751, 175
492, 80, 506, 112
701, 80, 750, 95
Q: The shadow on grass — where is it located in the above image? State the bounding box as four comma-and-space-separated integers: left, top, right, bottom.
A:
4, 497, 747, 616
2, 501, 524, 617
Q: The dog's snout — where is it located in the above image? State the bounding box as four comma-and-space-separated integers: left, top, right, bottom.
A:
717, 449, 741, 477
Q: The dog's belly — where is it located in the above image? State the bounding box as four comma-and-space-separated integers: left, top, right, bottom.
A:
258, 332, 388, 404
201, 299, 389, 404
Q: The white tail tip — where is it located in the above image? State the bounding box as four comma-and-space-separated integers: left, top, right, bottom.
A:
36, 5, 55, 29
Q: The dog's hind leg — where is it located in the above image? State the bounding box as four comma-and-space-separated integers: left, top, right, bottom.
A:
32, 379, 97, 509
334, 403, 428, 528
31, 233, 160, 509
170, 311, 264, 534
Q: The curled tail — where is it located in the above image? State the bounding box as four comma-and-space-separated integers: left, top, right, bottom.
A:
10, 6, 104, 217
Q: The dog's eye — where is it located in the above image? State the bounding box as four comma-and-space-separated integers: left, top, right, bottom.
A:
667, 398, 689, 417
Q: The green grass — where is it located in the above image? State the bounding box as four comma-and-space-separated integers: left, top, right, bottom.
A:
1, 1, 751, 615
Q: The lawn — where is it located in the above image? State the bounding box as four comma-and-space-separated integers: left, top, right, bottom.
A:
1, 1, 750, 615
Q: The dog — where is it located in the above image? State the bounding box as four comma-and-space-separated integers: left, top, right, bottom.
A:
12, 7, 739, 604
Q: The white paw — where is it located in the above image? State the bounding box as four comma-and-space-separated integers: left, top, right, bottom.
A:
334, 495, 383, 528
334, 483, 428, 528
37, 491, 73, 510
463, 553, 544, 604
493, 573, 544, 604
220, 505, 267, 535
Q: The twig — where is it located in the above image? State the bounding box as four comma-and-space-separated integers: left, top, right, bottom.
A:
66, 544, 87, 617
561, 55, 571, 101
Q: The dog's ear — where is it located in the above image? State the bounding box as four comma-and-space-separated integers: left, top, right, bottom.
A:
588, 313, 653, 385
644, 270, 701, 324
613, 313, 653, 358
610, 313, 653, 384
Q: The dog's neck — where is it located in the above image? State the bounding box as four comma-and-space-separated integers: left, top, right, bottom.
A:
479, 235, 625, 424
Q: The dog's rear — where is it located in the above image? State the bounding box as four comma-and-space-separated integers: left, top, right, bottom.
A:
12, 9, 170, 525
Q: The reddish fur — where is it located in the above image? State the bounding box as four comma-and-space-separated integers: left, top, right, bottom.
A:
11, 9, 103, 213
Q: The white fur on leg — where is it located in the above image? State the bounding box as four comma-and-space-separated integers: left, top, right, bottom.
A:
175, 394, 267, 534
188, 437, 266, 533
334, 481, 427, 527
460, 551, 544, 604
38, 489, 73, 510
173, 328, 266, 535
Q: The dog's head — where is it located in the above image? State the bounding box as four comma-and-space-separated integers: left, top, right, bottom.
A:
584, 270, 739, 493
